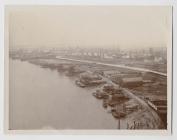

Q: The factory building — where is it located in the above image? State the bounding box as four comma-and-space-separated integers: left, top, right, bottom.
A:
120, 77, 143, 88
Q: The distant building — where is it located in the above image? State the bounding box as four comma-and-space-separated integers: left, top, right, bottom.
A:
154, 57, 163, 63
103, 70, 121, 78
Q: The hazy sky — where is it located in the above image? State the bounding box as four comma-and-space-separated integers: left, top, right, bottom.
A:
7, 6, 171, 49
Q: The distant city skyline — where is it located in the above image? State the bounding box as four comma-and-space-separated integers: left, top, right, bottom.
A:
7, 6, 172, 49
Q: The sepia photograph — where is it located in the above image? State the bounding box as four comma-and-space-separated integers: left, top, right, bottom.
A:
4, 5, 172, 133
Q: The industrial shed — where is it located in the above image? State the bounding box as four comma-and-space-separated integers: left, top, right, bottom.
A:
120, 77, 143, 87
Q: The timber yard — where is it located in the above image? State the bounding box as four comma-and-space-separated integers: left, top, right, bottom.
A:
10, 47, 167, 129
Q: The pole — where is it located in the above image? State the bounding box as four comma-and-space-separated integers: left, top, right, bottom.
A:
127, 123, 129, 129
118, 118, 120, 129
117, 104, 120, 129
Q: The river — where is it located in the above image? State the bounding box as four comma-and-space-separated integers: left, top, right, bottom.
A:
9, 59, 117, 130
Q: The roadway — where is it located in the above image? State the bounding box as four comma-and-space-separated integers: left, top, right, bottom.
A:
56, 57, 167, 77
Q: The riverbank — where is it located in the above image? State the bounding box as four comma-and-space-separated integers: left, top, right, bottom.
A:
18, 57, 166, 129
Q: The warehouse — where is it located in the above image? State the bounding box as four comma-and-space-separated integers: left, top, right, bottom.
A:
120, 77, 143, 88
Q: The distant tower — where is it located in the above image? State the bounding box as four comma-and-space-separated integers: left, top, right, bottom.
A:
149, 47, 155, 60
149, 48, 154, 55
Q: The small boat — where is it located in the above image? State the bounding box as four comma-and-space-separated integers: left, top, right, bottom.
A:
102, 99, 108, 108
108, 100, 119, 107
111, 110, 126, 119
75, 80, 86, 88
92, 93, 102, 99
92, 90, 109, 99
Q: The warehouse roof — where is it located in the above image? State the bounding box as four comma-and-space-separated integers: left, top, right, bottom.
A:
121, 77, 143, 83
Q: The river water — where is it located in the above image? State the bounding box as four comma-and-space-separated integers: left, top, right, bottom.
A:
9, 59, 117, 130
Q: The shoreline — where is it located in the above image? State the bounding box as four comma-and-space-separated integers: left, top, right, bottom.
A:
11, 57, 166, 129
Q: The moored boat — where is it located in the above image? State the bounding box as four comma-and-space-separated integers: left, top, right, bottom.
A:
111, 110, 126, 119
